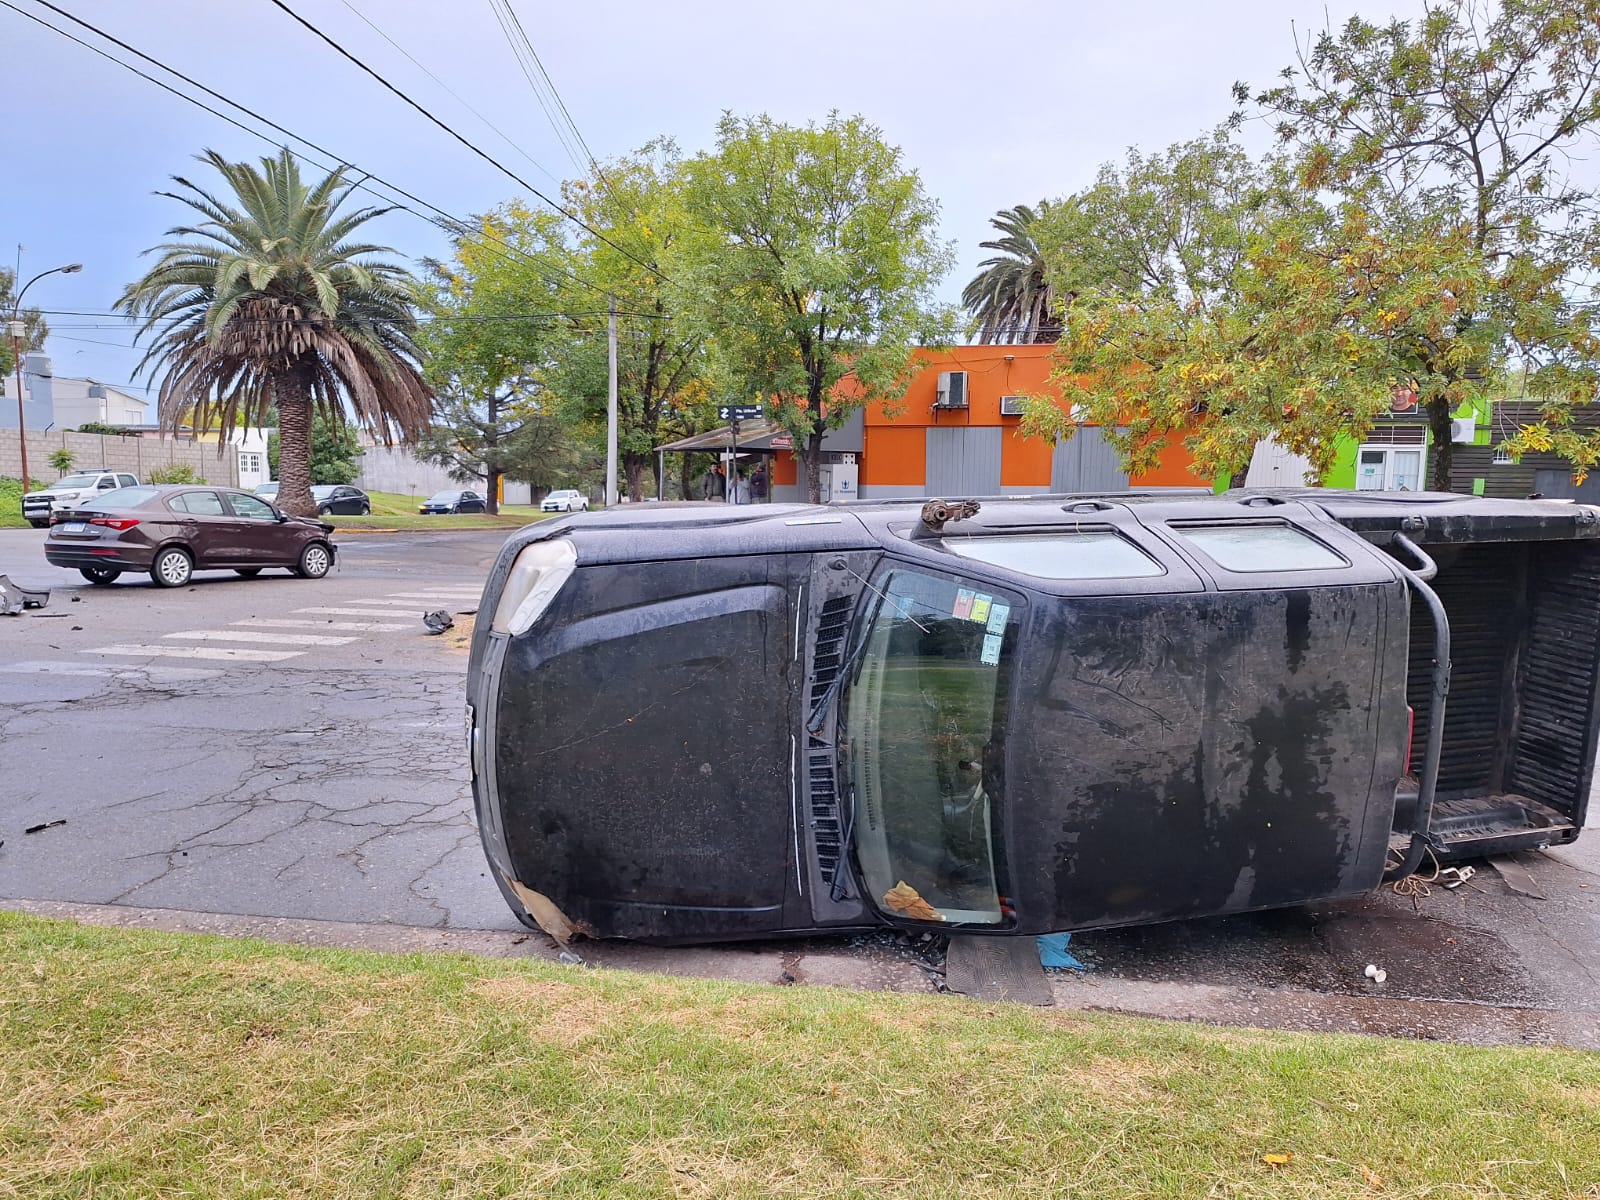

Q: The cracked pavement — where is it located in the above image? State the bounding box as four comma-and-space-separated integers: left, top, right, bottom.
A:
0, 527, 518, 931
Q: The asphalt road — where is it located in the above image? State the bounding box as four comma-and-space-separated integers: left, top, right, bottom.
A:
0, 525, 517, 931
2, 522, 1598, 1045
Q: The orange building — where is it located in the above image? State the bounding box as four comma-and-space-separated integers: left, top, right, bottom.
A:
766, 344, 1211, 502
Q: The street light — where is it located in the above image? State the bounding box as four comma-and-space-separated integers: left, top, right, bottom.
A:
10, 262, 82, 489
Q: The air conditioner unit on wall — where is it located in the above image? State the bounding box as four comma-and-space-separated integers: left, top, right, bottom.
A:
935, 370, 969, 408
999, 394, 1025, 416
1450, 417, 1476, 444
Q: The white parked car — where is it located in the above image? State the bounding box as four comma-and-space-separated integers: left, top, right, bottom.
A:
541, 488, 589, 513
22, 470, 141, 528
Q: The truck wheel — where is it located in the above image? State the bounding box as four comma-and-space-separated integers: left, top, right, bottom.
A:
28, 520, 47, 529
79, 566, 121, 585
151, 546, 193, 588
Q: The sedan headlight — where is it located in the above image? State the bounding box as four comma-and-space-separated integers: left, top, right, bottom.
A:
491, 538, 577, 635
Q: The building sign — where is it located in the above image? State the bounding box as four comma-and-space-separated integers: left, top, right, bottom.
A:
769, 434, 793, 449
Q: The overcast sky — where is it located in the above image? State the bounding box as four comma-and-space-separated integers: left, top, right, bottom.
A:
2, 0, 1373, 400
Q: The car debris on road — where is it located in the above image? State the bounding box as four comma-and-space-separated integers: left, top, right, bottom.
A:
0, 574, 49, 615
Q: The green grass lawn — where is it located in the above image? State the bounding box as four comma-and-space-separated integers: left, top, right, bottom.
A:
0, 477, 43, 529
2, 912, 1597, 1199
328, 490, 552, 531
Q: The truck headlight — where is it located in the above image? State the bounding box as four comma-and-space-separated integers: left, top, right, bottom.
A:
491, 538, 577, 635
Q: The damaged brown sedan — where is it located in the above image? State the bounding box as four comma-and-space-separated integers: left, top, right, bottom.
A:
467, 490, 1599, 944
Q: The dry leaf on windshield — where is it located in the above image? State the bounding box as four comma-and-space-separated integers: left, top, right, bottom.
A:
882, 881, 943, 921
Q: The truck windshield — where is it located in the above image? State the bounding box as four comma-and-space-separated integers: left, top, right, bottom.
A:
844, 569, 1017, 925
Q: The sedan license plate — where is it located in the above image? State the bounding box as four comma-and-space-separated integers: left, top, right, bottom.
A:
61, 521, 87, 533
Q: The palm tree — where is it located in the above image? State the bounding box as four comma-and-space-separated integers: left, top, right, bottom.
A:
118, 148, 432, 515
961, 202, 1060, 344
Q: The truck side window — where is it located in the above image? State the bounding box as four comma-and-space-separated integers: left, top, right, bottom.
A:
1174, 522, 1347, 571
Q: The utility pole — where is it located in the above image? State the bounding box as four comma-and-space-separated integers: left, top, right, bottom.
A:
7, 321, 24, 488
605, 295, 618, 507
8, 262, 82, 489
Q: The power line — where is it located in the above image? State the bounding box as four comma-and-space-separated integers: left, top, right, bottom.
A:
6, 0, 617, 303
494, 0, 625, 208
265, 0, 669, 283
35, 308, 667, 324
335, 0, 563, 190
486, 0, 585, 178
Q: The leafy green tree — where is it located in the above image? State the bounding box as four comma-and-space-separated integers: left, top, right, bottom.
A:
48, 447, 75, 475
0, 268, 49, 380
116, 148, 433, 515
1244, 0, 1600, 488
418, 204, 573, 512
267, 411, 361, 485
1026, 132, 1508, 487
550, 140, 711, 501
1023, 134, 1299, 482
675, 113, 955, 501
961, 203, 1060, 344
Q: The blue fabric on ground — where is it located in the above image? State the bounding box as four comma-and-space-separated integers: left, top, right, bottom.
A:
1037, 932, 1086, 970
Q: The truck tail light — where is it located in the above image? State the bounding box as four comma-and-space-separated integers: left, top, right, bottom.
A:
492, 539, 576, 635
90, 517, 141, 531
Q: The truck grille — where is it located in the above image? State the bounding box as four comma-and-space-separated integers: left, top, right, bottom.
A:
805, 595, 853, 884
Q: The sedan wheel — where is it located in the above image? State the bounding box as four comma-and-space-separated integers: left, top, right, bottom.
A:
79, 565, 121, 585
318, 505, 333, 516
151, 546, 193, 588
295, 542, 333, 579
359, 504, 370, 515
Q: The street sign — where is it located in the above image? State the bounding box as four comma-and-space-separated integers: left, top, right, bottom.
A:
718, 405, 763, 422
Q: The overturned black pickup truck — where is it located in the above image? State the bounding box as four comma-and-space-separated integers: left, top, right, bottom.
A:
466, 490, 1600, 944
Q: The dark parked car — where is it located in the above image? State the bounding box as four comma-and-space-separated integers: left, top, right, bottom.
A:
420, 489, 487, 515
311, 485, 371, 516
44, 485, 336, 587
467, 490, 1600, 945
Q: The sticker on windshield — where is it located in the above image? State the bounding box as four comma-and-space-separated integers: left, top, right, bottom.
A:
980, 632, 1003, 665
969, 594, 992, 624
953, 588, 975, 619
986, 603, 1010, 634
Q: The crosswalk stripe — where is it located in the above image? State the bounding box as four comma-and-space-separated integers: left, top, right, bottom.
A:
293, 606, 427, 618
233, 618, 409, 632
164, 629, 357, 646
83, 644, 303, 662
385, 590, 483, 599
1, 660, 224, 679
345, 598, 447, 607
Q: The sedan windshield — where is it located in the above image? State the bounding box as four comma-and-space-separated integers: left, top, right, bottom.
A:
310, 486, 336, 500
91, 487, 159, 509
844, 569, 1017, 925
427, 492, 461, 503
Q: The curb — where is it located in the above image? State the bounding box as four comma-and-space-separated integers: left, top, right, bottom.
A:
6, 896, 1597, 1048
